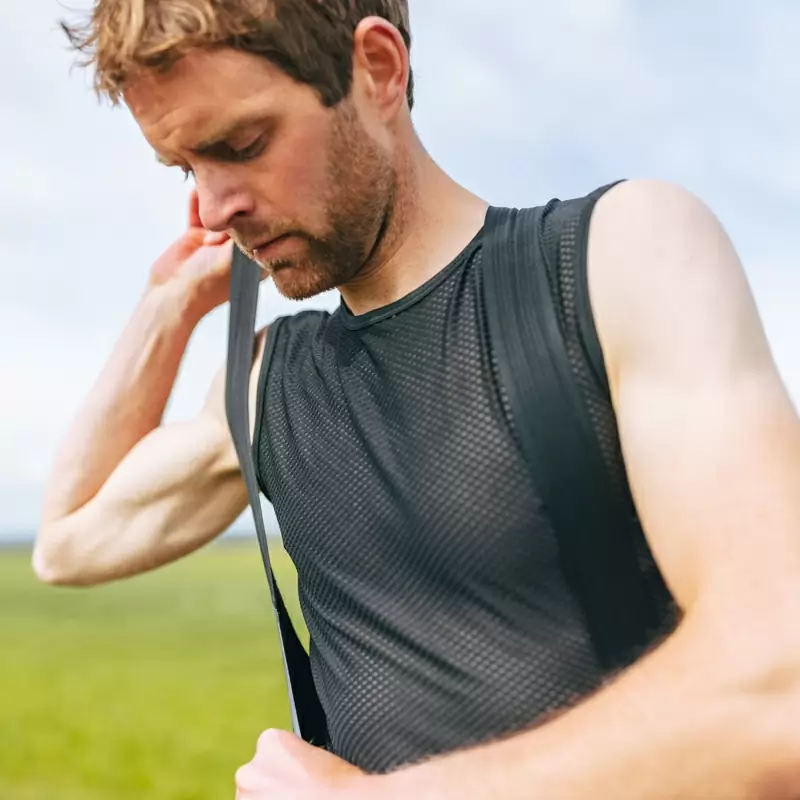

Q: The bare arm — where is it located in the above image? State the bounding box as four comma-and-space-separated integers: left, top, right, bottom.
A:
34, 192, 268, 586
380, 180, 800, 798
33, 313, 266, 587
40, 283, 203, 531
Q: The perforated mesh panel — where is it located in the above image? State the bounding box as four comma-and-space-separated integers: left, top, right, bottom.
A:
542, 196, 678, 643
254, 189, 676, 772
257, 239, 603, 772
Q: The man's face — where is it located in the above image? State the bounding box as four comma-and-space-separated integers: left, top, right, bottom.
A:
125, 47, 396, 300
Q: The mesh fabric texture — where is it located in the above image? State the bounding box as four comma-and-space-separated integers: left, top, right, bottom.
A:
253, 189, 675, 772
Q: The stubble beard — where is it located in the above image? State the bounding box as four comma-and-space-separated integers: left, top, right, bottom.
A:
268, 102, 398, 302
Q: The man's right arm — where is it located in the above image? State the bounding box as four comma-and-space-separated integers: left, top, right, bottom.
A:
33, 284, 266, 586
33, 194, 267, 586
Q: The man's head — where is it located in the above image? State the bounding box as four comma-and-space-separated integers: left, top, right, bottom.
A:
63, 1, 415, 300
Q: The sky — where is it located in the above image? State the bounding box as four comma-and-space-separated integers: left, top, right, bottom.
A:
0, 0, 798, 537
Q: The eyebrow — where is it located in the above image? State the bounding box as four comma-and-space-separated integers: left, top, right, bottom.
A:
154, 112, 271, 166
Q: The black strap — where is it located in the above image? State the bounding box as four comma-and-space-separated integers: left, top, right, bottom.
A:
225, 246, 329, 745
481, 205, 652, 671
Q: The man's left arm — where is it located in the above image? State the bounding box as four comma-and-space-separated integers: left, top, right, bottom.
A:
381, 179, 800, 799
237, 179, 800, 799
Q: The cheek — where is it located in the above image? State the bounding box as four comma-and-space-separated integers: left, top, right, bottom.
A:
262, 125, 333, 216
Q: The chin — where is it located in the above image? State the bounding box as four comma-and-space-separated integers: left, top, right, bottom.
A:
271, 263, 339, 301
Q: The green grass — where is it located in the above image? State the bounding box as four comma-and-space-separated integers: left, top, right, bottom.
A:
0, 541, 306, 800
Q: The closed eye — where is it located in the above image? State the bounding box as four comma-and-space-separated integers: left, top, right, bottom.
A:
155, 133, 267, 180
229, 136, 266, 162
197, 135, 267, 165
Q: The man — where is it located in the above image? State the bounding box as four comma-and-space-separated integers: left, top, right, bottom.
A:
36, 1, 800, 797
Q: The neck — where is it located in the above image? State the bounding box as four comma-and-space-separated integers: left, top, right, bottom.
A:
339, 137, 488, 317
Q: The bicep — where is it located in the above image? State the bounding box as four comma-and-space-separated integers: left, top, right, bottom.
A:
90, 324, 271, 579
49, 327, 270, 585
589, 180, 800, 621
59, 414, 249, 584
614, 351, 800, 614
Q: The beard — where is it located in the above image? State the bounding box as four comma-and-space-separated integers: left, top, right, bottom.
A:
259, 101, 398, 301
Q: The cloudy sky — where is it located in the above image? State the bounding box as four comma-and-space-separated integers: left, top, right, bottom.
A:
1, 1, 798, 536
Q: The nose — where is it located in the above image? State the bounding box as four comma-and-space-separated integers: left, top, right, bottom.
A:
195, 169, 256, 232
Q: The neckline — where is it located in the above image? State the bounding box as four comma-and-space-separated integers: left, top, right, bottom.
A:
338, 227, 485, 331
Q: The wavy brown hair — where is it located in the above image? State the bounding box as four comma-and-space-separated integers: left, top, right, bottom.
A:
61, 0, 414, 109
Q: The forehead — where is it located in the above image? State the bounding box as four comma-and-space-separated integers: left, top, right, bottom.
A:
124, 47, 318, 150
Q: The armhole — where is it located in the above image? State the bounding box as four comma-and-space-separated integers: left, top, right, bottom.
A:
573, 180, 627, 399
251, 316, 285, 501
565, 182, 681, 636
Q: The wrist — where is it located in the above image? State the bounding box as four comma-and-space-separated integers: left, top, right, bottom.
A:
141, 278, 209, 334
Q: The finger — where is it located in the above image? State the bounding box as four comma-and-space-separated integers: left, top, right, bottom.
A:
203, 230, 230, 246
256, 728, 283, 755
256, 727, 302, 756
214, 238, 235, 266
196, 239, 234, 279
235, 762, 265, 795
188, 189, 202, 229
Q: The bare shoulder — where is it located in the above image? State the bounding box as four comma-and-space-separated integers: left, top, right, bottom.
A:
585, 178, 771, 394
582, 179, 800, 617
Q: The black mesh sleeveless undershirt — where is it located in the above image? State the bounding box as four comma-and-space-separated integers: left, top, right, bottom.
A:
253, 190, 673, 773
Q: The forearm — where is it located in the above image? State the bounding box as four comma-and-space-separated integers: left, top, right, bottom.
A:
41, 283, 201, 524
385, 607, 800, 799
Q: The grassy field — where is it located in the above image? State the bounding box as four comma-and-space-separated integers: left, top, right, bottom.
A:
0, 541, 305, 800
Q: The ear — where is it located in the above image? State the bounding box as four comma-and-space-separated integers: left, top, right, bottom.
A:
351, 16, 409, 121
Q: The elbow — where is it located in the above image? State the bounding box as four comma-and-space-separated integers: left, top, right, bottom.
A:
31, 543, 57, 584
31, 540, 77, 586
31, 527, 98, 588
750, 693, 800, 800
686, 585, 800, 698
683, 599, 800, 795
737, 617, 800, 702
731, 635, 800, 797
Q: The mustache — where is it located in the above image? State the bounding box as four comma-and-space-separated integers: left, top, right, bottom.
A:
236, 235, 282, 256
233, 225, 297, 255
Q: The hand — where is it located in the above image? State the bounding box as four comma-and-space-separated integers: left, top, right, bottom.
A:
147, 190, 236, 319
235, 729, 376, 799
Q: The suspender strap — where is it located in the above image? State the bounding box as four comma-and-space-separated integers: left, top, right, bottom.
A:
225, 246, 328, 745
481, 205, 652, 671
